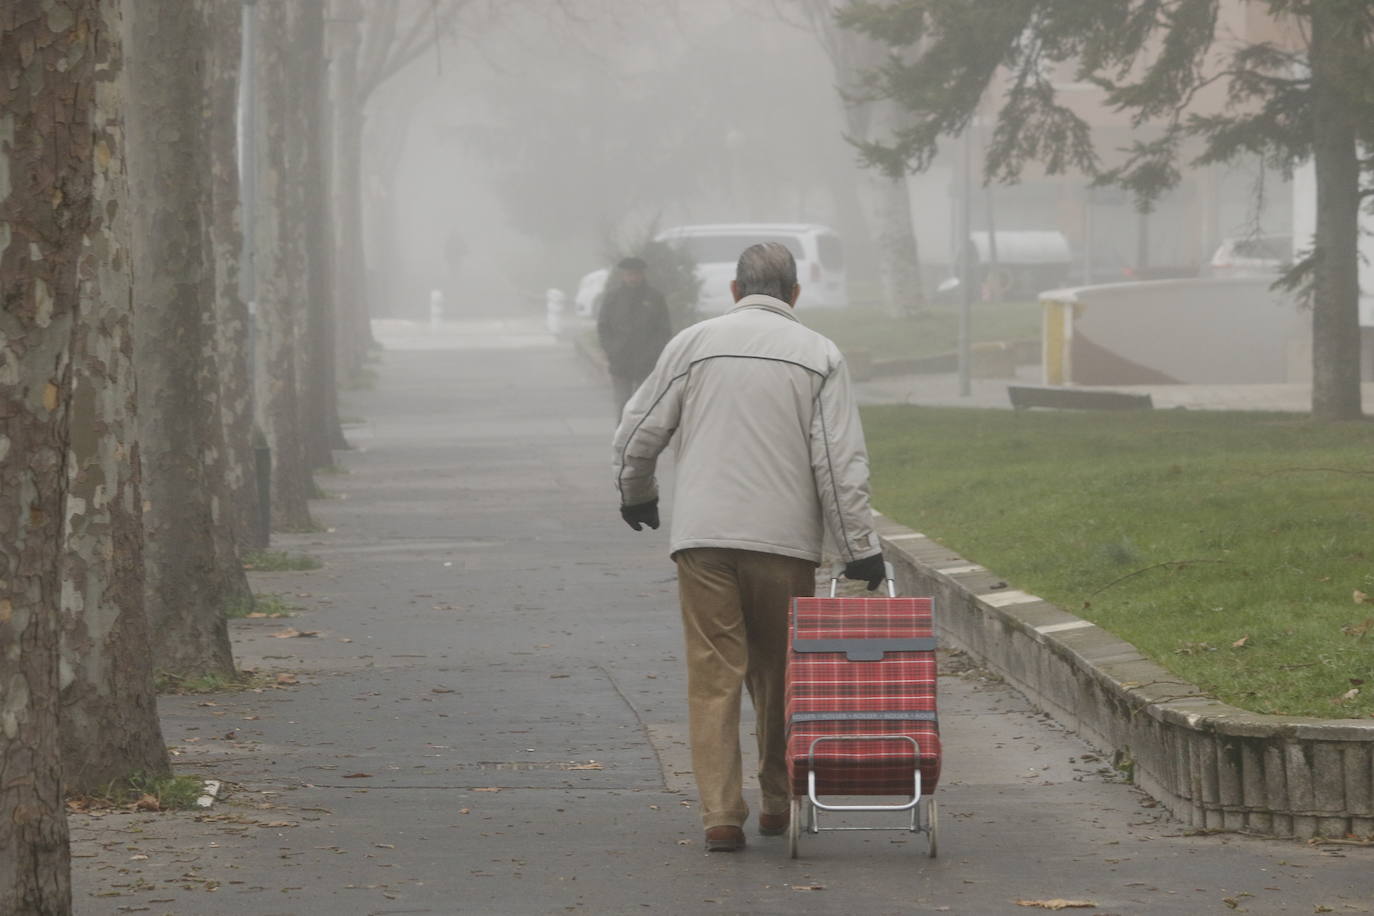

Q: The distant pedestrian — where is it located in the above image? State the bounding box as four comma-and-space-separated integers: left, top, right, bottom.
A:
596, 257, 671, 417
611, 242, 885, 853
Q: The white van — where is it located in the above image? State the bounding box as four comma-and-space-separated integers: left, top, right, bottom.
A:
655, 223, 848, 315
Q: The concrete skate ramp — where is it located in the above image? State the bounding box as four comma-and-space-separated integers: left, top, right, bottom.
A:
1041, 278, 1310, 386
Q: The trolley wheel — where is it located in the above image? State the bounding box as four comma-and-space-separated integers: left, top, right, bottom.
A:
788, 797, 801, 859
802, 797, 815, 834
925, 797, 939, 858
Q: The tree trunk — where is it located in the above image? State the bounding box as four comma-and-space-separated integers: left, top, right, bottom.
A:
332, 37, 371, 382
205, 0, 265, 549
59, 0, 170, 794
126, 0, 240, 677
255, 0, 315, 529
859, 169, 925, 315
298, 0, 348, 468
330, 0, 376, 381
804, 2, 925, 315
0, 2, 102, 909
1308, 1, 1365, 420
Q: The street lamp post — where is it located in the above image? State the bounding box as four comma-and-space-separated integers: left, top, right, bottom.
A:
957, 122, 973, 398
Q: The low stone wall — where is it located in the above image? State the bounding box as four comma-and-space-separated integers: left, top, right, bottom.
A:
875, 513, 1374, 840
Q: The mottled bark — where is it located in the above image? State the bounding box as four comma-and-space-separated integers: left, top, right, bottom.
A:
205, 0, 264, 548
126, 0, 240, 677
59, 0, 170, 794
297, 0, 348, 468
801, 0, 923, 313
255, 0, 314, 529
331, 2, 371, 382
859, 164, 925, 315
0, 3, 99, 911
1309, 2, 1365, 420
192, 0, 253, 610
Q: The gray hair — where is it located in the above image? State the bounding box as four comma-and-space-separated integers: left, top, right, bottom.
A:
734, 242, 797, 302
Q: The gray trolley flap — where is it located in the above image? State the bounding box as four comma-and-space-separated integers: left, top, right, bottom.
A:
790, 636, 937, 662
796, 561, 936, 661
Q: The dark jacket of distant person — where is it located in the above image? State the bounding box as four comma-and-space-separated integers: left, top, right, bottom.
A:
596, 260, 671, 381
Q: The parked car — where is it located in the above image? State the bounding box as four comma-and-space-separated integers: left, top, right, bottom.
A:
654, 223, 849, 315
1205, 234, 1292, 278
967, 230, 1073, 299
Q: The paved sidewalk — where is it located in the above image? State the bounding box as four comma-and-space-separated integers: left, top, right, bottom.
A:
856, 368, 1374, 413
70, 330, 1371, 915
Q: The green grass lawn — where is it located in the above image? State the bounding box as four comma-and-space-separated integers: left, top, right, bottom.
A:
802, 301, 1042, 362
863, 405, 1374, 718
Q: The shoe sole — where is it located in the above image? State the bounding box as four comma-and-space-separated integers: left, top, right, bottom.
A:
757, 824, 787, 837
705, 831, 746, 852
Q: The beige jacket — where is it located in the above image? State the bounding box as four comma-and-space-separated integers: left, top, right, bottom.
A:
612, 295, 880, 565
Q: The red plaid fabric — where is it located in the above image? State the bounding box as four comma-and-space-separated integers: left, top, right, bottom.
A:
786, 596, 941, 797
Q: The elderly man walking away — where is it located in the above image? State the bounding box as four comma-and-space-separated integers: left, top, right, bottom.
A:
612, 242, 885, 853
597, 256, 671, 418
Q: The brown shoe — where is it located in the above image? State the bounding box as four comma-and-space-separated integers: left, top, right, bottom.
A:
704, 825, 746, 852
758, 812, 789, 836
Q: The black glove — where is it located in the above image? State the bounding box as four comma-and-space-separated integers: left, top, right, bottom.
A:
620, 499, 660, 532
843, 553, 886, 591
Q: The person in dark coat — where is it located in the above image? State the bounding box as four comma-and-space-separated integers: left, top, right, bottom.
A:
596, 257, 671, 417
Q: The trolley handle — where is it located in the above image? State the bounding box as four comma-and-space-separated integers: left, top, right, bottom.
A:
829, 560, 897, 598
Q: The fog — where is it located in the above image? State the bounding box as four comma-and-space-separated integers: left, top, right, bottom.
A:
363, 1, 1299, 323
367, 2, 862, 317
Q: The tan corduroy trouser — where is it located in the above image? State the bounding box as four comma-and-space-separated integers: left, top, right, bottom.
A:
674, 547, 817, 829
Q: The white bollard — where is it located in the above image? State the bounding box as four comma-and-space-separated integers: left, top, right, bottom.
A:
546, 288, 566, 336
429, 288, 445, 328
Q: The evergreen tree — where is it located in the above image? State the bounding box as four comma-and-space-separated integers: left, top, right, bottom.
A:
840, 0, 1373, 419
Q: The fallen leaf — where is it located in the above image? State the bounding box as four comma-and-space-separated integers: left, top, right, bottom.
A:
431, 687, 455, 694
1231, 635, 1249, 648
458, 808, 471, 815
341, 772, 373, 779
1340, 618, 1373, 638
792, 885, 826, 892
374, 843, 395, 849
549, 674, 570, 679
262, 821, 296, 828
473, 787, 502, 793
1223, 899, 1239, 910
565, 761, 603, 770
133, 794, 160, 812
271, 628, 318, 639
1014, 901, 1097, 911
275, 673, 299, 685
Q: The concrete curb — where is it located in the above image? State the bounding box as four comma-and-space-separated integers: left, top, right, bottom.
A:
874, 514, 1374, 840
